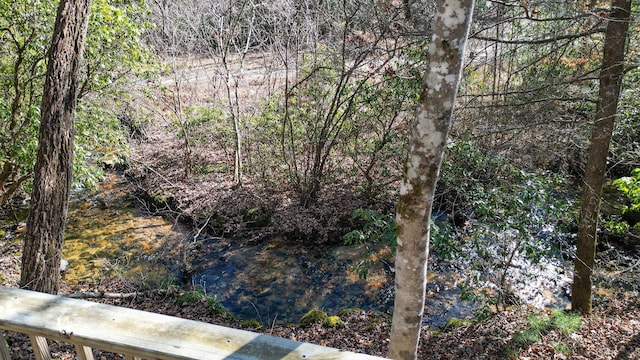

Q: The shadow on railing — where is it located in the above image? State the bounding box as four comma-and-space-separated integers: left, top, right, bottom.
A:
0, 287, 388, 360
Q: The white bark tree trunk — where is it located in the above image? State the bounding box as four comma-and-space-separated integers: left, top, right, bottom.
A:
389, 1, 475, 359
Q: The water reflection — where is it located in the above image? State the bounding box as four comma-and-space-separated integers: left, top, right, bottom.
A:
193, 239, 395, 324
191, 237, 479, 327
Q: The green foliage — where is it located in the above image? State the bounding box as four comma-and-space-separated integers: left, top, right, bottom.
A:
176, 289, 205, 306
205, 294, 226, 316
0, 0, 156, 204
340, 53, 420, 196
344, 208, 396, 247
612, 168, 640, 214
0, 0, 55, 202
430, 218, 457, 260
513, 315, 548, 344
604, 218, 630, 234
343, 208, 397, 279
176, 287, 226, 316
74, 102, 129, 188
552, 343, 571, 355
300, 308, 328, 327
439, 140, 576, 237
552, 309, 582, 334
605, 168, 640, 233
158, 275, 180, 291
163, 100, 229, 178
436, 140, 576, 305
610, 69, 640, 176
172, 106, 227, 141
278, 50, 357, 205
83, 0, 157, 94
244, 95, 284, 183
512, 309, 582, 347
253, 35, 420, 206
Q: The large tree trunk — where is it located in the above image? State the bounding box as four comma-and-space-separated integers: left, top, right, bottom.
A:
571, 0, 631, 314
20, 0, 91, 294
388, 1, 474, 359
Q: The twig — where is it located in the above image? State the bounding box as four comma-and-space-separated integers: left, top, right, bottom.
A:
67, 291, 146, 299
612, 259, 640, 276
129, 157, 177, 189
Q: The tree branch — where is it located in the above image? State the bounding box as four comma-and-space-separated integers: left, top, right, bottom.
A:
472, 26, 605, 44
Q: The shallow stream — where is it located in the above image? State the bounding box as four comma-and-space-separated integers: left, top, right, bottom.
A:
62, 172, 568, 327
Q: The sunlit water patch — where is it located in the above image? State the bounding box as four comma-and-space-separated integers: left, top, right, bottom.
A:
450, 224, 573, 312
63, 172, 188, 284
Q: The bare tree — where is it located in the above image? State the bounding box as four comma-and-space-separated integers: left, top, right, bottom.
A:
572, 0, 632, 314
20, 0, 91, 293
275, 0, 412, 206
457, 2, 609, 174
389, 0, 475, 358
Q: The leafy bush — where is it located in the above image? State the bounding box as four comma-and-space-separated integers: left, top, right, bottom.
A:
606, 168, 640, 232
0, 0, 156, 204
343, 208, 396, 279
344, 208, 396, 247
436, 140, 576, 307
610, 69, 640, 177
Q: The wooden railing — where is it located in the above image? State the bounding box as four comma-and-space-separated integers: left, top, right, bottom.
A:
0, 287, 389, 360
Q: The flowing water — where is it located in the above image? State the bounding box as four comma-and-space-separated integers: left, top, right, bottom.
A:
62, 172, 568, 327
190, 236, 478, 326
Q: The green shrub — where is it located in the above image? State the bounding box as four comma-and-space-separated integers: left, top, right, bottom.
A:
343, 208, 396, 279
437, 140, 576, 306
176, 287, 226, 316
205, 295, 226, 316
344, 208, 396, 247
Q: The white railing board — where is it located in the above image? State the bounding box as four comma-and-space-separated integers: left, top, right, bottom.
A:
0, 287, 388, 360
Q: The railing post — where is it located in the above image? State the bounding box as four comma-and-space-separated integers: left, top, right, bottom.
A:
28, 335, 51, 360
75, 344, 95, 360
0, 333, 11, 360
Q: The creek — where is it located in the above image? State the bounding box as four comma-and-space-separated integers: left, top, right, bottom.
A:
62, 172, 569, 327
